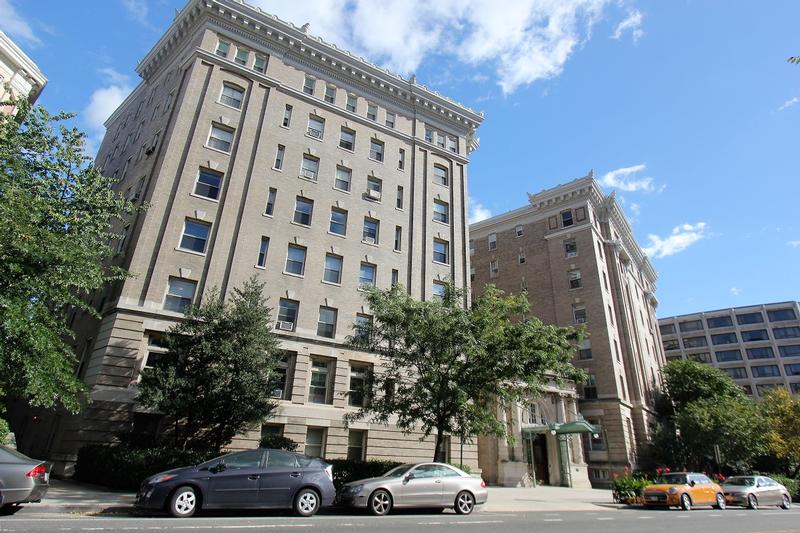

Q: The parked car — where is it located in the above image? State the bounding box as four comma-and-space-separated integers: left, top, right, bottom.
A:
0, 445, 49, 513
642, 472, 726, 510
135, 448, 335, 517
338, 462, 488, 515
722, 475, 791, 510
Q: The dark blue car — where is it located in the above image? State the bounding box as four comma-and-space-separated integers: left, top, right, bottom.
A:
135, 448, 335, 517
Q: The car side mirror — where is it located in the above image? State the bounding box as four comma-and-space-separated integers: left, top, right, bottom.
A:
211, 462, 226, 474
756, 482, 762, 487
689, 480, 696, 487
404, 473, 415, 482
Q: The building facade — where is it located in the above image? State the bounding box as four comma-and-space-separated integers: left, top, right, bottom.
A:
0, 29, 47, 113
658, 302, 800, 398
12, 0, 482, 475
469, 174, 666, 487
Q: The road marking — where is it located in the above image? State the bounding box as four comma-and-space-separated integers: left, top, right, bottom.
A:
708, 513, 721, 517
597, 517, 614, 521
450, 521, 504, 524
637, 516, 653, 519
217, 526, 311, 530
543, 518, 563, 522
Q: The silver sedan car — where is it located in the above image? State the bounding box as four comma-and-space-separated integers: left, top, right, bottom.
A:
0, 445, 49, 514
338, 462, 488, 515
722, 476, 792, 510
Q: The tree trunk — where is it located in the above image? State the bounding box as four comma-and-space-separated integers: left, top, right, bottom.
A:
434, 427, 446, 463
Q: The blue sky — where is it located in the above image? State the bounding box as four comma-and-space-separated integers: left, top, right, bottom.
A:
2, 0, 798, 317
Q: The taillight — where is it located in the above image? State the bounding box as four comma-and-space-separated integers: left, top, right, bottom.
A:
26, 464, 46, 478
325, 465, 333, 481
480, 480, 487, 488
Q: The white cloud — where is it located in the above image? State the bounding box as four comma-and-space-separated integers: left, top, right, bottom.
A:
787, 240, 800, 248
83, 68, 134, 154
0, 0, 40, 46
251, 0, 626, 95
642, 222, 708, 259
778, 96, 798, 111
122, 0, 149, 25
730, 287, 741, 296
629, 202, 641, 217
611, 8, 643, 43
601, 163, 656, 192
468, 196, 492, 224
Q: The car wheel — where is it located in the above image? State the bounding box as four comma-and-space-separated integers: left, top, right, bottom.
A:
781, 494, 791, 510
455, 490, 476, 515
168, 486, 198, 518
294, 488, 320, 517
680, 493, 692, 511
369, 489, 393, 516
747, 494, 758, 510
715, 493, 726, 510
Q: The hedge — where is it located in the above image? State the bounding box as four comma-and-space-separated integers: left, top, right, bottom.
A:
766, 474, 799, 502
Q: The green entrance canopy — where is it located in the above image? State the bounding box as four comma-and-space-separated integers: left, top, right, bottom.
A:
521, 420, 599, 436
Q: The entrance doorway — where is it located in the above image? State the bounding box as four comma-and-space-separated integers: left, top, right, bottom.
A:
531, 434, 549, 484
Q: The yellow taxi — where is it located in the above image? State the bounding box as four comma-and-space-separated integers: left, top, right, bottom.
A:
642, 472, 726, 511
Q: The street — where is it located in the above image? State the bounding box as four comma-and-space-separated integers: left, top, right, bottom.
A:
2, 508, 800, 533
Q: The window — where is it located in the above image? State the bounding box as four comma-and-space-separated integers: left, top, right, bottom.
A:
433, 239, 449, 264
293, 196, 314, 226
207, 124, 234, 152
346, 94, 357, 112
489, 260, 499, 278
756, 383, 780, 396
398, 148, 405, 170
568, 270, 582, 289
215, 39, 230, 57
663, 339, 680, 351
385, 112, 396, 128
780, 345, 800, 358
285, 244, 307, 276
518, 252, 526, 264
469, 240, 475, 256
394, 226, 402, 252
679, 319, 704, 332
301, 155, 319, 180
752, 365, 781, 378
366, 103, 377, 121
391, 269, 399, 287
329, 208, 347, 236
768, 308, 797, 322
305, 427, 326, 457
349, 365, 370, 407
271, 354, 293, 399
436, 132, 446, 148
362, 218, 379, 244
282, 105, 293, 127
792, 383, 800, 394
333, 166, 352, 192
584, 418, 605, 451
447, 135, 458, 153
659, 324, 676, 336
573, 304, 587, 324
706, 316, 733, 329
347, 430, 367, 460
432, 281, 446, 300
712, 332, 738, 345
277, 299, 299, 330
396, 185, 404, 209
715, 349, 743, 362
164, 278, 196, 313
369, 139, 384, 162
583, 374, 597, 399
339, 127, 355, 150
722, 367, 746, 379
359, 262, 376, 287
683, 336, 708, 349
689, 352, 712, 363
433, 200, 449, 224
774, 327, 800, 339
265, 188, 277, 216
324, 85, 336, 103
256, 237, 269, 267
578, 339, 592, 360
323, 253, 343, 284
180, 219, 211, 253
274, 144, 285, 170
354, 314, 372, 340
424, 127, 434, 143
737, 312, 764, 325
742, 329, 769, 342
317, 307, 337, 338
234, 47, 248, 65
433, 165, 449, 186
194, 169, 222, 200
561, 210, 573, 227
307, 116, 325, 139
488, 233, 497, 250
366, 176, 382, 201
785, 363, 800, 376
303, 75, 315, 95
253, 55, 266, 73
747, 347, 774, 359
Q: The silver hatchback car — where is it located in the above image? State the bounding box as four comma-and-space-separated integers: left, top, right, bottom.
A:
722, 476, 792, 510
338, 463, 488, 515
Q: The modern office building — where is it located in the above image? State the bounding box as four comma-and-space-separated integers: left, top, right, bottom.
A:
12, 0, 482, 475
658, 302, 800, 397
470, 173, 666, 487
0, 30, 47, 113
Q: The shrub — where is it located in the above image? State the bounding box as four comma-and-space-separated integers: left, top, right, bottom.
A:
0, 417, 9, 445
258, 435, 298, 451
326, 458, 404, 490
74, 444, 218, 490
611, 473, 652, 504
766, 473, 799, 501
449, 463, 471, 474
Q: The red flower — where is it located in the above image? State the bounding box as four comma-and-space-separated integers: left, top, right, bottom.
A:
656, 467, 663, 474
665, 467, 671, 473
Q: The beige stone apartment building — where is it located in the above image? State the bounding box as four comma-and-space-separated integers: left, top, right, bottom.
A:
659, 301, 800, 398
470, 174, 666, 487
0, 29, 46, 113
13, 0, 483, 475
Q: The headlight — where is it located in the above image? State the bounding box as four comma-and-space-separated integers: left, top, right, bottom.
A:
150, 474, 177, 484
349, 484, 364, 494
668, 487, 678, 494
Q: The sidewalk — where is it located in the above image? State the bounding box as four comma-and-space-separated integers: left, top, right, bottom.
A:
482, 485, 618, 512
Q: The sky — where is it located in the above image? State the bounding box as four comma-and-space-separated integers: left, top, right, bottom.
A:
2, 0, 798, 318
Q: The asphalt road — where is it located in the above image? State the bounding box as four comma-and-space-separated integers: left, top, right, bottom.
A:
2, 508, 800, 533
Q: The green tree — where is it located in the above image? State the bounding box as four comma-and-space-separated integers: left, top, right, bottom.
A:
662, 359, 746, 412
760, 388, 800, 477
137, 277, 281, 451
345, 283, 584, 462
0, 95, 140, 416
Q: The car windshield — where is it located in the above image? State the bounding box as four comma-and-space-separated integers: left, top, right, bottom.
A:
725, 477, 755, 486
661, 473, 688, 485
384, 464, 415, 477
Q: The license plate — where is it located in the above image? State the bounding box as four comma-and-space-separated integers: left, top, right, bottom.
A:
647, 496, 659, 501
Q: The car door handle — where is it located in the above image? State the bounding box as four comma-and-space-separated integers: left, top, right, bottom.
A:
248, 475, 260, 480
290, 472, 302, 478
435, 479, 442, 484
